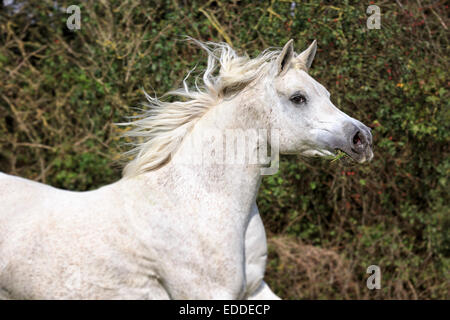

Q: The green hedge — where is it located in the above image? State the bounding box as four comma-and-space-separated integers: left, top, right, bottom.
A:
0, 0, 448, 299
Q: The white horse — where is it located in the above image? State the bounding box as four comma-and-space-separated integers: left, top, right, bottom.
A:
0, 39, 373, 300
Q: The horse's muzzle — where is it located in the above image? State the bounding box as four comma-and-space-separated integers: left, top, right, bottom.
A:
339, 121, 374, 163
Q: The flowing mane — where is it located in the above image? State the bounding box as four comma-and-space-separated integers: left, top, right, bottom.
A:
121, 40, 281, 177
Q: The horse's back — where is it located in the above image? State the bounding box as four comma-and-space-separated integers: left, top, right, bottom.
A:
0, 173, 69, 298
0, 172, 67, 230
0, 173, 169, 299
0, 173, 90, 298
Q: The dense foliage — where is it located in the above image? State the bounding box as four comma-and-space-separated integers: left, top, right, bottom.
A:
0, 0, 448, 299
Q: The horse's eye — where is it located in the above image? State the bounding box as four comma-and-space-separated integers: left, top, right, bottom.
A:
290, 94, 307, 105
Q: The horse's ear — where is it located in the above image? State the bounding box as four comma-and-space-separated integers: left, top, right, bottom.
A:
276, 39, 294, 76
295, 40, 317, 71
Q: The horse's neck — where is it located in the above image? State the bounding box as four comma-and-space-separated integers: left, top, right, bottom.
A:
170, 96, 263, 210
123, 96, 263, 222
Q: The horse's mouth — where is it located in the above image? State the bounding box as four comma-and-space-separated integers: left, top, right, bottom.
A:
334, 147, 373, 164
332, 149, 353, 163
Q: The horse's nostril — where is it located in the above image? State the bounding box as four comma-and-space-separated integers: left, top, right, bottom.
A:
352, 131, 362, 145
